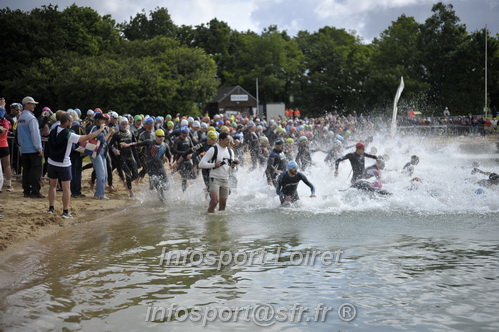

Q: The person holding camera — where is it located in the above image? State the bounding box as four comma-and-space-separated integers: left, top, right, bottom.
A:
198, 132, 239, 213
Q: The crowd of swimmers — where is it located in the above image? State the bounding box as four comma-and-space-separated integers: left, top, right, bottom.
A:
0, 98, 497, 216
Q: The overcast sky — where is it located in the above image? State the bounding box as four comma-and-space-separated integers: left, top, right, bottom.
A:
3, 0, 498, 42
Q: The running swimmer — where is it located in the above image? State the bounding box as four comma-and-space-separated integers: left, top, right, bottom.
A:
334, 142, 378, 183
265, 138, 287, 187
109, 117, 140, 197
402, 155, 419, 176
172, 126, 196, 192
476, 173, 499, 188
351, 180, 392, 196
276, 161, 316, 206
364, 159, 385, 180
120, 129, 172, 202
173, 130, 218, 194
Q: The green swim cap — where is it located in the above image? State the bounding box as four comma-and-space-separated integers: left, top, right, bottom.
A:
134, 115, 142, 122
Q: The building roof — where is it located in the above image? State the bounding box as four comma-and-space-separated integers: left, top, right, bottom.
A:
212, 85, 257, 103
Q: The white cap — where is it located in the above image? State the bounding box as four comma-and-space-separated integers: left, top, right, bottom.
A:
22, 96, 39, 105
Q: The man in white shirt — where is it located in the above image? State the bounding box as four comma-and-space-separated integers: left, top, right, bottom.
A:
47, 112, 105, 218
198, 132, 239, 213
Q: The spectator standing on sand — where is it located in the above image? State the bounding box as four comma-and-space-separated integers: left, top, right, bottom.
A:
47, 113, 105, 218
17, 96, 44, 198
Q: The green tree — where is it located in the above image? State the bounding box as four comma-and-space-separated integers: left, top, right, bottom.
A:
365, 15, 428, 112
295, 26, 370, 114
120, 7, 177, 41
418, 2, 468, 113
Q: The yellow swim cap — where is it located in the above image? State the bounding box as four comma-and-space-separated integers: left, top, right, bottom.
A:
207, 131, 218, 139
155, 129, 165, 136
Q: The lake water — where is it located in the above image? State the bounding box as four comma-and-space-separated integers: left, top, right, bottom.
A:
0, 136, 498, 331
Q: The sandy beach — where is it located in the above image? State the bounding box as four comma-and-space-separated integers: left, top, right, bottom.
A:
0, 166, 142, 252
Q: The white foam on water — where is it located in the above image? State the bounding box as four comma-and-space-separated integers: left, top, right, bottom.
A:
142, 135, 498, 215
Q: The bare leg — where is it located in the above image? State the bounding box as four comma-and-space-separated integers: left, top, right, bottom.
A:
48, 178, 58, 208
219, 197, 227, 211
61, 180, 71, 210
208, 191, 219, 213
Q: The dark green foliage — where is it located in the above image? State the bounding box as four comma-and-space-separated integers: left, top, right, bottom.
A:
1, 3, 497, 116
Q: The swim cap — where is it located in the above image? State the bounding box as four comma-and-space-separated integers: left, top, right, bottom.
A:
356, 142, 365, 150
220, 126, 229, 133
192, 120, 200, 128
285, 138, 294, 143
180, 125, 190, 133
207, 131, 218, 139
260, 136, 269, 143
373, 181, 382, 189
167, 121, 174, 127
144, 117, 154, 125
134, 115, 142, 122
287, 160, 298, 170
180, 119, 188, 127
335, 135, 344, 142
155, 129, 165, 136
208, 126, 216, 132
274, 138, 284, 145
489, 173, 499, 180
298, 136, 308, 143
119, 117, 128, 124
475, 188, 485, 195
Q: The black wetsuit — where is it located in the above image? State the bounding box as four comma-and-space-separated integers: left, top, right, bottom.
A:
335, 152, 377, 183
137, 129, 154, 179
172, 135, 195, 191
276, 171, 315, 205
296, 144, 312, 171
265, 148, 287, 187
110, 129, 140, 190
182, 139, 213, 189
136, 139, 172, 201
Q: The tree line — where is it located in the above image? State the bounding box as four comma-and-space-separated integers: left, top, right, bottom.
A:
0, 2, 497, 116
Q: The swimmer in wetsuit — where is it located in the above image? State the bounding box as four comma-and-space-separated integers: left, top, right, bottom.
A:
476, 173, 499, 187
352, 180, 392, 196
335, 142, 378, 183
276, 160, 316, 205
121, 129, 172, 202
364, 159, 385, 180
402, 155, 419, 176
174, 130, 218, 192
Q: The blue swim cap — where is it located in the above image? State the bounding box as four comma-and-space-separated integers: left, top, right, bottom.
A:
475, 188, 485, 195
287, 160, 298, 170
144, 117, 154, 125
180, 125, 190, 133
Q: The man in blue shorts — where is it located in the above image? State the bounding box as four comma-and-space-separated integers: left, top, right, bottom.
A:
47, 113, 105, 218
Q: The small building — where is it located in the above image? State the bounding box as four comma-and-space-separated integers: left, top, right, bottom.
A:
205, 86, 257, 117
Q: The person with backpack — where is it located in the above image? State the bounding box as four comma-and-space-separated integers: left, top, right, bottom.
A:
198, 132, 239, 213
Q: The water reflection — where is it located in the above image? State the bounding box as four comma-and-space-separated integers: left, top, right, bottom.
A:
1, 202, 498, 331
